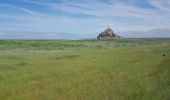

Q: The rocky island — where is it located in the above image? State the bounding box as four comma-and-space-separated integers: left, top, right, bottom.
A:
97, 27, 121, 40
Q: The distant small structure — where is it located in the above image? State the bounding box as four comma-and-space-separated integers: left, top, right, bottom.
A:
97, 27, 121, 40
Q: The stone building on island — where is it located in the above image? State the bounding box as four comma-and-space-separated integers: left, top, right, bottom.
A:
97, 27, 121, 40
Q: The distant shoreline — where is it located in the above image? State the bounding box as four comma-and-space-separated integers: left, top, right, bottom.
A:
0, 37, 170, 41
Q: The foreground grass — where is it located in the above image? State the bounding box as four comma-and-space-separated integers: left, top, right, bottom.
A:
0, 40, 170, 100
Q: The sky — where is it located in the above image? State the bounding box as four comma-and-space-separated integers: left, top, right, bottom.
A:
0, 0, 170, 39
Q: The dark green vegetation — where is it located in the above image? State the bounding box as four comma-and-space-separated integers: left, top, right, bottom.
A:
0, 39, 170, 100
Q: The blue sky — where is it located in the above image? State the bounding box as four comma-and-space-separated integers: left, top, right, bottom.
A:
0, 0, 170, 39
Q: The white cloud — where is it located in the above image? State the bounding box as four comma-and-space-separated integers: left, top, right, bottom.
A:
0, 3, 40, 15
21, 0, 170, 27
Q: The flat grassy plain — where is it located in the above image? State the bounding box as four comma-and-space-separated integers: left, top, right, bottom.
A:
0, 39, 170, 100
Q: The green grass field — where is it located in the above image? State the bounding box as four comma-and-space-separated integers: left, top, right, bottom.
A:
0, 39, 170, 100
